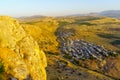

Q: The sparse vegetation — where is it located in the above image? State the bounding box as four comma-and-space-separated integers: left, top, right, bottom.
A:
110, 40, 120, 45
21, 16, 120, 80
0, 16, 120, 80
97, 33, 120, 39
0, 63, 4, 74
0, 62, 5, 80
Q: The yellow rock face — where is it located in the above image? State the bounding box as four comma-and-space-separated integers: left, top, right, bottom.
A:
0, 16, 47, 80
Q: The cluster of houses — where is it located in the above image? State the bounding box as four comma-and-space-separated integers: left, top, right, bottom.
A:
57, 28, 110, 61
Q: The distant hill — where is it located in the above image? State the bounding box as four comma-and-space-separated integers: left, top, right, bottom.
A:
99, 10, 120, 19
65, 10, 120, 19
17, 10, 120, 19
17, 15, 46, 22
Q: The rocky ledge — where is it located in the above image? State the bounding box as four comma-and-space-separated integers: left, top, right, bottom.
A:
0, 16, 47, 80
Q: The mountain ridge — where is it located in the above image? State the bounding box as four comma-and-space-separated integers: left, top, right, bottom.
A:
71, 10, 120, 19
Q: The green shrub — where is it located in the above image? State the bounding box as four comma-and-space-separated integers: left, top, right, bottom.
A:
109, 51, 118, 57
97, 33, 120, 39
45, 51, 60, 55
63, 54, 72, 59
0, 63, 5, 80
110, 40, 120, 45
0, 63, 4, 74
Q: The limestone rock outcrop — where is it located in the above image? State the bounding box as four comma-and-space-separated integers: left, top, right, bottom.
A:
0, 16, 47, 80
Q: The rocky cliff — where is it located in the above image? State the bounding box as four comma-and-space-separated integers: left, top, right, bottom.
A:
0, 16, 47, 80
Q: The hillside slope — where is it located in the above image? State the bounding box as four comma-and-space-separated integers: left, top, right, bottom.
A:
1, 16, 119, 80
55, 16, 120, 79
20, 16, 120, 80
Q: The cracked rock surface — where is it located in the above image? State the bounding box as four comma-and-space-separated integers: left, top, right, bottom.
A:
0, 16, 47, 80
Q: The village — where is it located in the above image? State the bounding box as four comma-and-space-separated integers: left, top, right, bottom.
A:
57, 28, 110, 61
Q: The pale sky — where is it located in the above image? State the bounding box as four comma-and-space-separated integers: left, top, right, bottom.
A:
0, 0, 120, 17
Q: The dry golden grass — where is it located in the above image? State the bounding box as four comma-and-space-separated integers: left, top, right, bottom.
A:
21, 17, 59, 53
62, 17, 120, 51
19, 16, 120, 80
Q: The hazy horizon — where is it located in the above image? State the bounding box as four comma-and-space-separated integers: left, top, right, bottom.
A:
0, 0, 120, 17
